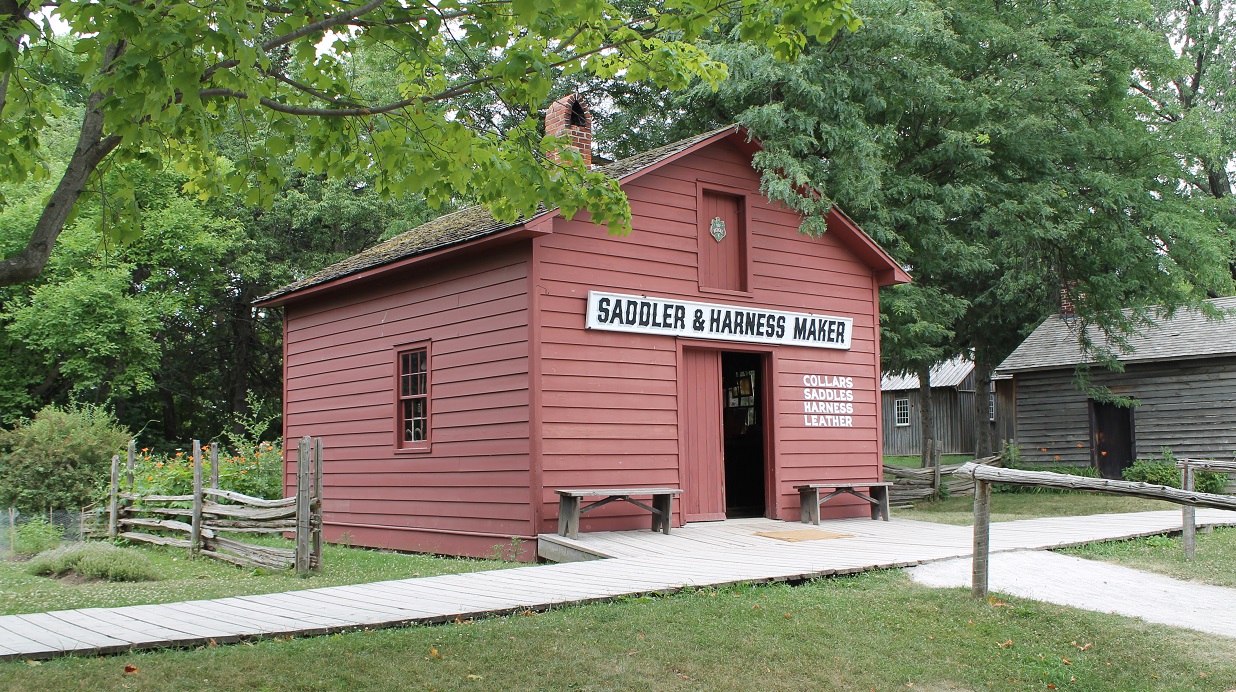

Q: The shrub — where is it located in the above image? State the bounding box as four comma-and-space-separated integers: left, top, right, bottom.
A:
27, 543, 159, 581
0, 403, 131, 513
132, 439, 284, 499
1122, 458, 1227, 494
13, 518, 63, 555
994, 464, 1099, 494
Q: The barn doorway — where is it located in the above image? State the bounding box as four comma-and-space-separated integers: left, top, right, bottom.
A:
722, 352, 767, 518
1089, 401, 1135, 479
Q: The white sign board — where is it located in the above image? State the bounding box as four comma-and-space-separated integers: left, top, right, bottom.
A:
585, 291, 852, 350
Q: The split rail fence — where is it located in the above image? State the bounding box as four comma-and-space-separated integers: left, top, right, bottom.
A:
1177, 458, 1236, 560
953, 462, 1236, 598
105, 436, 324, 575
883, 453, 1003, 506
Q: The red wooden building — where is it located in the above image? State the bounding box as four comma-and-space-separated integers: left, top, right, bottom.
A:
256, 96, 910, 560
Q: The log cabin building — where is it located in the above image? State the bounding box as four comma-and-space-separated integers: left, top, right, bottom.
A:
995, 296, 1236, 479
256, 96, 911, 560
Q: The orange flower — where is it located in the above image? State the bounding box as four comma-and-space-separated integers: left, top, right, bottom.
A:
175, 451, 184, 458
141, 447, 149, 453
147, 475, 154, 481
156, 462, 164, 468
1040, 448, 1047, 452
1101, 451, 1108, 456
1054, 456, 1061, 460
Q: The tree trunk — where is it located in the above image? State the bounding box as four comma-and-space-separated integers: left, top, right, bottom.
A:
973, 354, 994, 459
228, 286, 256, 435
917, 364, 935, 467
0, 44, 125, 287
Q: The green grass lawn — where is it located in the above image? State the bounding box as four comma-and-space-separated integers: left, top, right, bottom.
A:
3, 570, 1232, 691
883, 454, 973, 468
0, 537, 512, 616
1060, 526, 1236, 588
896, 492, 1177, 525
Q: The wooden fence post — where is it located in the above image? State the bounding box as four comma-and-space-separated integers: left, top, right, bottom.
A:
108, 454, 120, 540
1182, 462, 1196, 560
191, 440, 203, 558
210, 442, 220, 490
932, 445, 942, 497
295, 436, 311, 575
972, 479, 991, 598
7, 507, 15, 558
126, 440, 136, 491
312, 437, 324, 569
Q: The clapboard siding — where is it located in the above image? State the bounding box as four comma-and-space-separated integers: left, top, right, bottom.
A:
533, 138, 884, 531
282, 245, 533, 554
1013, 356, 1236, 467
880, 389, 961, 457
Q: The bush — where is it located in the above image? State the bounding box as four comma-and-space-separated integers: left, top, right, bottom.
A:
1122, 458, 1227, 494
13, 518, 63, 555
0, 403, 131, 513
27, 542, 159, 581
132, 439, 284, 499
994, 464, 1100, 494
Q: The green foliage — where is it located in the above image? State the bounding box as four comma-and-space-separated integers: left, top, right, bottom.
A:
0, 0, 863, 288
132, 439, 284, 500
995, 464, 1100, 495
12, 518, 63, 555
26, 542, 159, 582
0, 403, 130, 512
1122, 453, 1228, 494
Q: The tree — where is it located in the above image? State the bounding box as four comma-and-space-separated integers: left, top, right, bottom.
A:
586, 0, 1233, 458
0, 0, 861, 287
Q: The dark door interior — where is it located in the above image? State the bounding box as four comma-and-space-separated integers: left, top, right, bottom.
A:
1090, 401, 1135, 479
722, 352, 766, 517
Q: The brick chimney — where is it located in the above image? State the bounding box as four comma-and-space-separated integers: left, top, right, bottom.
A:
1060, 282, 1081, 319
546, 94, 592, 168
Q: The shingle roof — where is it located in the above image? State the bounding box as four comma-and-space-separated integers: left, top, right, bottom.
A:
256, 126, 740, 304
995, 296, 1236, 374
882, 354, 975, 391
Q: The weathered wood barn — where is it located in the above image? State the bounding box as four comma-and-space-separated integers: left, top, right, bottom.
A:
256, 96, 910, 559
995, 296, 1236, 478
880, 355, 1015, 457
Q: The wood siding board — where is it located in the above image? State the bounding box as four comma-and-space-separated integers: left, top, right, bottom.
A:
283, 245, 534, 557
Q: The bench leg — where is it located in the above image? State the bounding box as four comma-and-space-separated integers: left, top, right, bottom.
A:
652, 494, 673, 535
558, 496, 581, 539
871, 486, 889, 521
799, 488, 822, 525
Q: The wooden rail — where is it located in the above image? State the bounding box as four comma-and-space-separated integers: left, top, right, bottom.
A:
952, 462, 1236, 598
1175, 458, 1236, 560
107, 436, 325, 574
883, 454, 1003, 506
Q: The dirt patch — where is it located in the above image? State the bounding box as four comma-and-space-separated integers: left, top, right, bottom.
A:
52, 572, 102, 585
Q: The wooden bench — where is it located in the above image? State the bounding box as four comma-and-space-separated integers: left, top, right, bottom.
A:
795, 482, 893, 524
555, 488, 683, 539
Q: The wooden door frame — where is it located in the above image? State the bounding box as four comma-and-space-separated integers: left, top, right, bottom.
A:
675, 338, 781, 521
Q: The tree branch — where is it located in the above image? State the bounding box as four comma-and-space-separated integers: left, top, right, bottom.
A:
0, 43, 125, 287
260, 0, 388, 52
0, 97, 122, 284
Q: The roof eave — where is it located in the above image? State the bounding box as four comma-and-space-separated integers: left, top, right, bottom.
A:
254, 224, 550, 308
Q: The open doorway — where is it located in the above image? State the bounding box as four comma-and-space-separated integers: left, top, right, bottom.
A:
722, 352, 766, 517
1090, 400, 1135, 479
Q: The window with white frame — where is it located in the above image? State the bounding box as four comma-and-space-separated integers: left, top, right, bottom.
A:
988, 381, 996, 422
894, 396, 910, 426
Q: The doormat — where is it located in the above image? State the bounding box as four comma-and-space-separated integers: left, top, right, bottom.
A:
754, 529, 854, 542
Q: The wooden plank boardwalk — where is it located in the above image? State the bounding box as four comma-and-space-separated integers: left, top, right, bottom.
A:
2, 509, 1234, 661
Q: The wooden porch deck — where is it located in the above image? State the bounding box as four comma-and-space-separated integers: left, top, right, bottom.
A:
2, 509, 1235, 661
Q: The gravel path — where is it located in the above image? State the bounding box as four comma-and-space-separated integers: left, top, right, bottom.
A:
908, 550, 1236, 638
